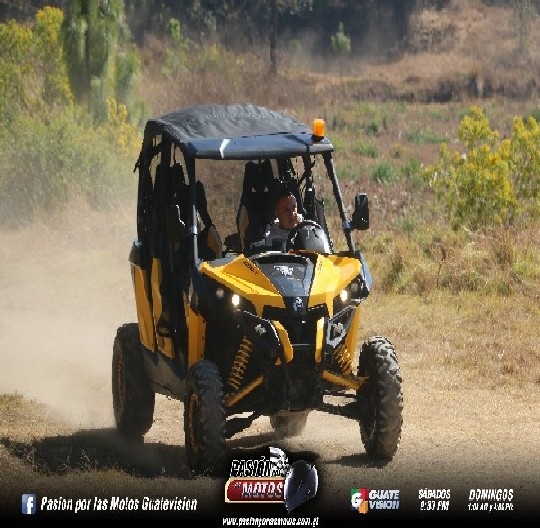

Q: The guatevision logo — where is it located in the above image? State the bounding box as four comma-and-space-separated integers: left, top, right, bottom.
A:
351, 489, 369, 514
351, 488, 400, 514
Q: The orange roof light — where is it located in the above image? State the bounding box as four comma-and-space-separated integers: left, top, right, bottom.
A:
312, 118, 325, 139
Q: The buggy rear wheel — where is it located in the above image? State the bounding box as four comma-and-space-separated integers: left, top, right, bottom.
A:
184, 360, 226, 476
112, 323, 155, 438
356, 336, 403, 459
270, 410, 309, 438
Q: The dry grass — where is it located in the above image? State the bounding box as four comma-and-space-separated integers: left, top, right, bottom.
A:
360, 290, 540, 391
134, 1, 540, 112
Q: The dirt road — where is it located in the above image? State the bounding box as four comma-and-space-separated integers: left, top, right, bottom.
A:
1, 379, 537, 523
1, 206, 538, 524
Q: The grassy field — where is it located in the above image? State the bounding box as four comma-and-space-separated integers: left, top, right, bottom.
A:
361, 290, 540, 390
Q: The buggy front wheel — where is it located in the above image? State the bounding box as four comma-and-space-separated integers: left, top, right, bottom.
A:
184, 360, 227, 476
356, 335, 403, 459
112, 323, 155, 439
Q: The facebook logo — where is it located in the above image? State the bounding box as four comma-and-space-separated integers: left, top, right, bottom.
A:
22, 494, 36, 515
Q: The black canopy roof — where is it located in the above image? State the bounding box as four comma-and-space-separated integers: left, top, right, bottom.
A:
143, 103, 333, 160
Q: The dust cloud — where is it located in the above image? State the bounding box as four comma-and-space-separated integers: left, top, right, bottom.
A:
0, 197, 137, 428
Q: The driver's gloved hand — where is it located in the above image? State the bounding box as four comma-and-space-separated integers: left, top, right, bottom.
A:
249, 239, 265, 250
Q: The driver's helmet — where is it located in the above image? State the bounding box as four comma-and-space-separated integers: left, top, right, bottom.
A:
287, 221, 331, 254
283, 460, 318, 513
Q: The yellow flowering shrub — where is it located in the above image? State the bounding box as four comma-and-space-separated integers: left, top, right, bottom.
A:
0, 20, 33, 124
34, 6, 73, 106
423, 106, 540, 230
99, 98, 142, 158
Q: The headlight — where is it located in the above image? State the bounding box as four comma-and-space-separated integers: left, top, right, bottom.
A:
204, 277, 256, 315
333, 289, 352, 315
207, 280, 241, 309
201, 276, 257, 319
333, 275, 366, 314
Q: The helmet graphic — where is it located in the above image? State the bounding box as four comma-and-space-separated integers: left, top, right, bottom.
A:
269, 447, 290, 477
287, 221, 330, 254
283, 460, 318, 513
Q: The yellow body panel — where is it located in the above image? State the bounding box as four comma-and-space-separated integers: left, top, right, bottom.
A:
201, 254, 362, 318
187, 306, 206, 368
314, 317, 325, 363
309, 255, 361, 315
273, 321, 294, 363
150, 258, 175, 358
201, 258, 285, 315
131, 264, 156, 351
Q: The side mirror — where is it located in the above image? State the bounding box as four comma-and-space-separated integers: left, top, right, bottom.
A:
166, 204, 187, 243
350, 193, 369, 230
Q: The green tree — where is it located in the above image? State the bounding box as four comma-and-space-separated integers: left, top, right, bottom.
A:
166, 17, 182, 44
330, 21, 351, 85
256, 0, 313, 74
61, 0, 136, 121
506, 114, 540, 220
0, 7, 142, 226
0, 7, 72, 120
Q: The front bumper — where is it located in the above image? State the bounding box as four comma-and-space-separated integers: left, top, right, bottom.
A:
226, 306, 362, 412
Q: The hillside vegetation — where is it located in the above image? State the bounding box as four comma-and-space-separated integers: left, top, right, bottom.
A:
0, 0, 539, 298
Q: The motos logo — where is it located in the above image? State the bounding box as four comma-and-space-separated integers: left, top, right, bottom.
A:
351, 488, 369, 514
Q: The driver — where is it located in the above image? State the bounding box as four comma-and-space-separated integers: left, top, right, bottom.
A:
253, 190, 303, 252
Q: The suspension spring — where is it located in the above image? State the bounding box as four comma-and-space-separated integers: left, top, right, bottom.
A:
227, 336, 252, 392
334, 344, 353, 376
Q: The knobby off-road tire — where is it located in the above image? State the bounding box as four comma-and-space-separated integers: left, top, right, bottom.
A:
112, 323, 155, 438
356, 335, 403, 459
270, 410, 309, 438
184, 360, 227, 477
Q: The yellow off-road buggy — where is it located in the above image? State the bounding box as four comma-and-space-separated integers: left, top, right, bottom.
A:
112, 104, 403, 476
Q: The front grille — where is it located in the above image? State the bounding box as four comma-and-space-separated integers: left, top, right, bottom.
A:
262, 304, 327, 346
291, 344, 312, 364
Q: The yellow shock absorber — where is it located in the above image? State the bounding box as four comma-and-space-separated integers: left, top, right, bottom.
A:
227, 336, 252, 392
334, 344, 353, 376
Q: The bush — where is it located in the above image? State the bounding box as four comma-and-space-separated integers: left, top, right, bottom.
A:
0, 20, 34, 126
423, 106, 517, 230
353, 142, 378, 158
371, 162, 398, 183
0, 107, 139, 227
425, 106, 540, 231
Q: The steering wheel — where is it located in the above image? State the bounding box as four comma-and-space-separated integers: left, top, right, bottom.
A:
286, 220, 324, 252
